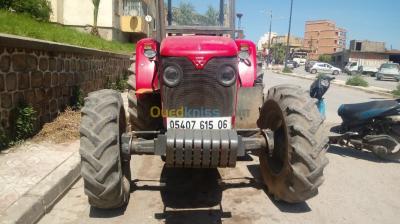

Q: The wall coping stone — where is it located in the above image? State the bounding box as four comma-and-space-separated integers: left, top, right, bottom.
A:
0, 33, 131, 58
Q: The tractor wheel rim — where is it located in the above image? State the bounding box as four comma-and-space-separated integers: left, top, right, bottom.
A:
264, 100, 288, 175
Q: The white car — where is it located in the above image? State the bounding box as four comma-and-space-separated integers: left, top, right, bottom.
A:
310, 63, 341, 75
376, 63, 400, 81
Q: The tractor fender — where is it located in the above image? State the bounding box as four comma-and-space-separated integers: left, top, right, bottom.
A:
135, 38, 159, 93
235, 39, 257, 87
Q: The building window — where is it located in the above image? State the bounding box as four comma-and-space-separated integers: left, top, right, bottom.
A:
334, 48, 337, 52
355, 42, 362, 51
123, 0, 148, 16
334, 40, 338, 44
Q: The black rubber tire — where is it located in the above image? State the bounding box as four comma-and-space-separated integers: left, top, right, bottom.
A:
79, 89, 130, 209
311, 69, 317, 74
333, 70, 339, 76
127, 60, 162, 131
257, 85, 329, 203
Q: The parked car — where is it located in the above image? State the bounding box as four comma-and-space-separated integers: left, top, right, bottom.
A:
376, 63, 400, 81
305, 61, 318, 72
310, 63, 341, 75
286, 60, 299, 69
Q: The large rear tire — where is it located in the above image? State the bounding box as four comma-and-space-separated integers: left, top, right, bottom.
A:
127, 60, 162, 131
79, 89, 130, 209
257, 85, 329, 203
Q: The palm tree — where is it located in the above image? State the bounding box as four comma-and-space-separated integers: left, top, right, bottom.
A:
91, 0, 101, 36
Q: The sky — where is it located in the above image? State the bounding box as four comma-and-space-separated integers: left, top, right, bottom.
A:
174, 0, 400, 49
236, 0, 400, 49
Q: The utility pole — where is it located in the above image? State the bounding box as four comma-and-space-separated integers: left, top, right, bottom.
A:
236, 13, 243, 39
267, 10, 272, 66
284, 0, 294, 68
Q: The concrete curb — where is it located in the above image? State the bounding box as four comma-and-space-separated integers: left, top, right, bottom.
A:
0, 152, 81, 224
276, 71, 395, 98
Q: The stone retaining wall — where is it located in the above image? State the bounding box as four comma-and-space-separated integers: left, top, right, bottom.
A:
0, 34, 131, 133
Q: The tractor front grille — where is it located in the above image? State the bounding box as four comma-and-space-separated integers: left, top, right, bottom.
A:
161, 57, 237, 117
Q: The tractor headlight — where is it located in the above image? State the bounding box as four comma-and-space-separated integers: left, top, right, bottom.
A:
162, 64, 182, 87
217, 65, 237, 87
144, 49, 157, 59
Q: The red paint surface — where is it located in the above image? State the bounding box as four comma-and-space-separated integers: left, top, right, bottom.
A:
235, 39, 257, 87
135, 38, 159, 92
160, 36, 238, 69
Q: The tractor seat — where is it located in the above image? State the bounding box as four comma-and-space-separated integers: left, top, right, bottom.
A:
338, 100, 400, 121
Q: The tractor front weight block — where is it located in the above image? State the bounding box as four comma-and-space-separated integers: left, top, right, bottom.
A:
121, 129, 271, 168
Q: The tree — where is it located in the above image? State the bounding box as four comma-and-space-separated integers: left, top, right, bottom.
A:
318, 54, 332, 63
270, 43, 286, 64
202, 6, 219, 26
91, 0, 101, 36
173, 2, 196, 25
173, 2, 219, 26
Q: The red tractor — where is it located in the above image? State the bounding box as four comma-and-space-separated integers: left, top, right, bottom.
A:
79, 0, 328, 209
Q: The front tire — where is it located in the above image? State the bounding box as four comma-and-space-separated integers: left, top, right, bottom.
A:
79, 90, 130, 209
333, 70, 339, 76
257, 85, 329, 203
311, 69, 317, 74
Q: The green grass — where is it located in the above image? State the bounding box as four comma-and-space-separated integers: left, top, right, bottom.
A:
392, 84, 400, 97
0, 10, 135, 54
282, 67, 293, 73
346, 75, 369, 87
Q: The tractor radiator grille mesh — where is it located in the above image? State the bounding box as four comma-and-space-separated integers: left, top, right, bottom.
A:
161, 57, 237, 117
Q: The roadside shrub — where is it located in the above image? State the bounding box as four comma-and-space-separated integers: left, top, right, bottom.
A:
0, 0, 52, 21
392, 84, 400, 97
71, 86, 85, 109
115, 75, 128, 92
318, 54, 332, 63
0, 125, 10, 150
282, 67, 293, 73
106, 75, 128, 92
346, 75, 369, 87
15, 104, 37, 141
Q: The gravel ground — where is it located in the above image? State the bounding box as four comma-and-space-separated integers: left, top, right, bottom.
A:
38, 72, 400, 224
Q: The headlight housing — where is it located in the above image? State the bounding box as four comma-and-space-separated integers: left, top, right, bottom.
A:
144, 49, 157, 58
162, 63, 183, 87
217, 65, 237, 87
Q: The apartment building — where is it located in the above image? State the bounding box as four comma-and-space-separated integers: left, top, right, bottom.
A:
272, 35, 304, 50
303, 20, 346, 59
49, 0, 159, 42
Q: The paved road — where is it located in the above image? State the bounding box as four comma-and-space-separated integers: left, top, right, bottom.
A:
293, 66, 399, 91
38, 72, 399, 224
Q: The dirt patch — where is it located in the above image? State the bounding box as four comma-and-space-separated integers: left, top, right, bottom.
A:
33, 108, 81, 144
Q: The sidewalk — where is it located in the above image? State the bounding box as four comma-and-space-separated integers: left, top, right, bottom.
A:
0, 141, 80, 224
276, 70, 394, 98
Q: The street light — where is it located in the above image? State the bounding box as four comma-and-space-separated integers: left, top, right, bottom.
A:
284, 0, 294, 69
236, 13, 243, 30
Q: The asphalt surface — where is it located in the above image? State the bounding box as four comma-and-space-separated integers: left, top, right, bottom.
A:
292, 67, 399, 91
38, 71, 399, 224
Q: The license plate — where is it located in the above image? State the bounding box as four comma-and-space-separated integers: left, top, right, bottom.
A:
167, 117, 231, 130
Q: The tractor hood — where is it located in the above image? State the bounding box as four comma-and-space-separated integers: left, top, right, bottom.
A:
160, 36, 238, 69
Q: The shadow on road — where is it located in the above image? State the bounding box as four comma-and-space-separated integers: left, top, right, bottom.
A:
328, 145, 390, 163
247, 164, 312, 213
89, 204, 128, 218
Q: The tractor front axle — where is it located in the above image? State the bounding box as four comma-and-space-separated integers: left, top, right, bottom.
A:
121, 129, 272, 168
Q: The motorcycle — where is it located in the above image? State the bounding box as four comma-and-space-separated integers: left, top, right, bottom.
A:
330, 99, 400, 162
309, 74, 335, 120
310, 74, 400, 162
